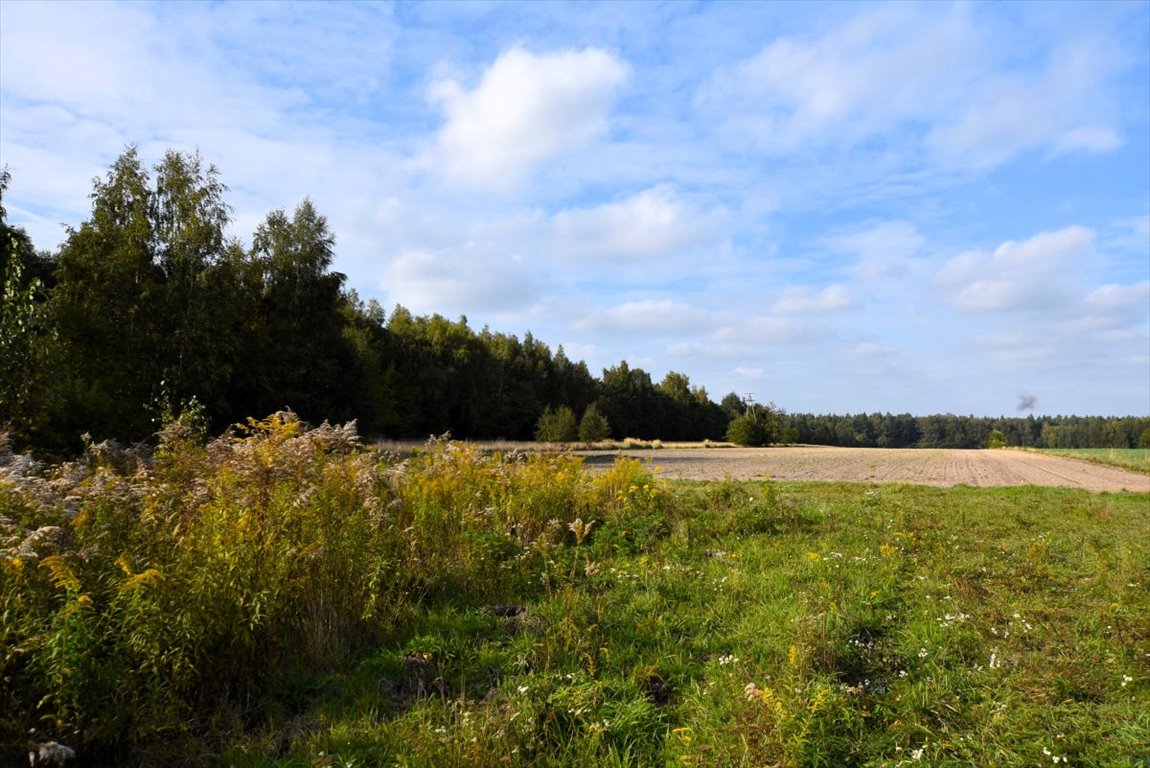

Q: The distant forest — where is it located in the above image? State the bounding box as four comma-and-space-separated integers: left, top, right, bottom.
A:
3, 149, 1148, 454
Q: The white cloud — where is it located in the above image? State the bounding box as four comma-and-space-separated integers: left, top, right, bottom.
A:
825, 220, 925, 261
576, 299, 718, 336
936, 226, 1093, 312
712, 314, 818, 346
847, 342, 897, 359
703, 4, 980, 152
1084, 281, 1150, 312
551, 185, 720, 261
1065, 281, 1150, 334
772, 285, 856, 314
429, 46, 629, 190
926, 36, 1124, 169
976, 330, 1060, 365
823, 221, 926, 281
1056, 126, 1122, 153
384, 245, 538, 317
704, 4, 1125, 171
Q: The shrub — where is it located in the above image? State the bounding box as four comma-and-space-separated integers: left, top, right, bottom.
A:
578, 403, 611, 442
726, 415, 763, 446
0, 417, 616, 756
535, 406, 578, 443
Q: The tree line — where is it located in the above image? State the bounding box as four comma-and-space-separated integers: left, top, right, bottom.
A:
0, 149, 729, 452
2, 149, 1146, 454
775, 412, 1150, 450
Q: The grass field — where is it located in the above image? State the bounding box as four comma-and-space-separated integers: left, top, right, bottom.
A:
3, 423, 1148, 766
1026, 448, 1150, 475
221, 482, 1149, 768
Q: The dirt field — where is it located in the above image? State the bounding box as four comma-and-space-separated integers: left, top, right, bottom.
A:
575, 446, 1150, 493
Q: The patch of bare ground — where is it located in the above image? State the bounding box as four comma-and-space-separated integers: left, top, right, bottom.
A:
574, 446, 1150, 493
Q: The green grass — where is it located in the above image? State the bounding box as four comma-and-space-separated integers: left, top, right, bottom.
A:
1026, 447, 1150, 474
222, 481, 1149, 768
4, 424, 1148, 766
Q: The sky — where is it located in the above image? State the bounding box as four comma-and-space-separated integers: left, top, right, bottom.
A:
2, 0, 1148, 417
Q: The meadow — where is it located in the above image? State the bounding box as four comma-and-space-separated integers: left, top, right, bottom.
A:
2, 417, 1147, 766
1025, 448, 1150, 475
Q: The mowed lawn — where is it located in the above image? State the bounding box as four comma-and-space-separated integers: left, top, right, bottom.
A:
225, 481, 1149, 768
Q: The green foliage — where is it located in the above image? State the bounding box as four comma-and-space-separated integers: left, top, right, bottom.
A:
0, 235, 43, 426
986, 428, 1007, 449
0, 169, 53, 447
578, 402, 612, 442
725, 415, 760, 446
535, 405, 578, 442
724, 404, 780, 447
4, 433, 1148, 764
0, 419, 618, 755
236, 199, 356, 425
783, 411, 1150, 450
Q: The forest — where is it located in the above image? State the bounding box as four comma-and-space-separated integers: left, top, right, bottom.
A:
2, 149, 1148, 454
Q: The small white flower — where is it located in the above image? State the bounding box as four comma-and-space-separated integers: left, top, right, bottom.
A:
918, 648, 929, 659
1121, 674, 1133, 687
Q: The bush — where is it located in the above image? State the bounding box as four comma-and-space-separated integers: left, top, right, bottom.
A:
0, 417, 625, 756
578, 403, 611, 442
535, 405, 578, 443
726, 415, 763, 446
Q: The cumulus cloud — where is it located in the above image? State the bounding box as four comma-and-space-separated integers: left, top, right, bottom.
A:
936, 226, 1093, 312
551, 185, 720, 261
429, 46, 629, 189
1063, 281, 1150, 333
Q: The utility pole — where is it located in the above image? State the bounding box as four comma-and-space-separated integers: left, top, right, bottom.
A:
744, 393, 755, 415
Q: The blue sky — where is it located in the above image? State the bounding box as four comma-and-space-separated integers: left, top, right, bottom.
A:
2, 0, 1148, 416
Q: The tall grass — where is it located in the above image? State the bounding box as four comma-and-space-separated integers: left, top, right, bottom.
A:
1, 415, 629, 760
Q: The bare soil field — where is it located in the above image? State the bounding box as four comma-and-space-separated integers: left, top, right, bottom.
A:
575, 446, 1150, 493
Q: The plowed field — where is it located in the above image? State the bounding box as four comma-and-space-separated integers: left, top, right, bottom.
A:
576, 446, 1150, 493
